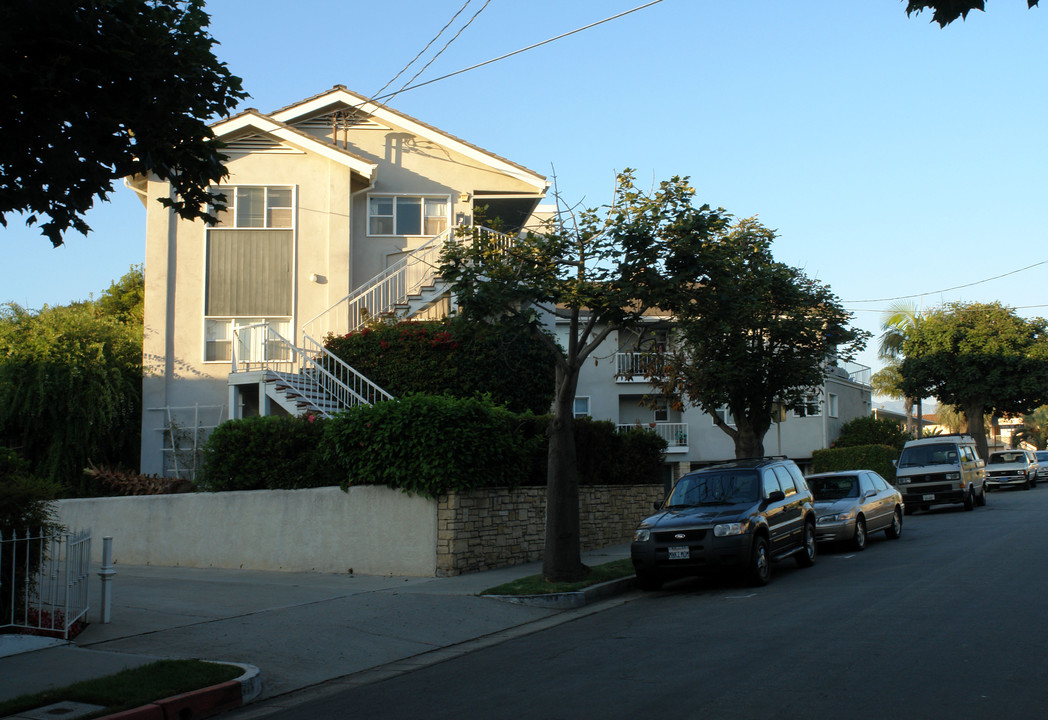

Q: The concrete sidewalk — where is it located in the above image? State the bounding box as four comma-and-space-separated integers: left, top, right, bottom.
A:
0, 543, 633, 715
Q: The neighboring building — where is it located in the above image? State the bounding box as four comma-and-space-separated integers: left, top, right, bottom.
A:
568, 315, 872, 484
131, 85, 872, 479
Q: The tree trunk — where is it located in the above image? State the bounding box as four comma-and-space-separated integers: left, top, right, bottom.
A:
542, 364, 587, 582
733, 419, 766, 459
964, 401, 989, 460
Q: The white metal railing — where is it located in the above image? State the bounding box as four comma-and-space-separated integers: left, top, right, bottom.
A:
615, 352, 667, 380
618, 422, 689, 450
301, 225, 515, 339
1, 528, 91, 640
841, 359, 871, 386
231, 322, 392, 415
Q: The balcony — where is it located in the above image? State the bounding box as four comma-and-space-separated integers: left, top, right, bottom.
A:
615, 352, 664, 382
617, 422, 689, 454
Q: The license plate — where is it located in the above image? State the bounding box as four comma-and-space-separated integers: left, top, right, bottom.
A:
922, 494, 935, 501
668, 546, 689, 560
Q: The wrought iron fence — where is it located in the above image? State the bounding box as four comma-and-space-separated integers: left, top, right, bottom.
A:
1, 528, 91, 640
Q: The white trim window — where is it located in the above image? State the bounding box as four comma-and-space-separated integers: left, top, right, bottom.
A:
573, 397, 590, 418
792, 392, 822, 418
653, 398, 669, 423
713, 406, 735, 427
368, 194, 449, 236
828, 393, 839, 418
213, 186, 293, 228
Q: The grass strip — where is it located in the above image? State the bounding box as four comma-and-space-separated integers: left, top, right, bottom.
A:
0, 658, 243, 719
479, 558, 635, 596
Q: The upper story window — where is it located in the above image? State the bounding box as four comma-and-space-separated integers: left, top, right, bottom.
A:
369, 195, 449, 236
713, 406, 735, 427
827, 393, 839, 418
573, 397, 590, 418
793, 392, 822, 418
213, 186, 293, 228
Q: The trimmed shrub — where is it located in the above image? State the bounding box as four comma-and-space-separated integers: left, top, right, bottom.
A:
322, 316, 555, 415
198, 415, 341, 491
812, 444, 899, 483
320, 394, 539, 497
833, 416, 910, 451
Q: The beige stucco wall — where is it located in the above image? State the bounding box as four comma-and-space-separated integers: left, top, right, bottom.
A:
56, 485, 438, 576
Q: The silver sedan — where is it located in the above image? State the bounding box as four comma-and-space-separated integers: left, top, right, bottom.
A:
809, 470, 904, 551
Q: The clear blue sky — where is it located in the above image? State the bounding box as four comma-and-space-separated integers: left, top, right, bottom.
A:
2, 0, 1044, 394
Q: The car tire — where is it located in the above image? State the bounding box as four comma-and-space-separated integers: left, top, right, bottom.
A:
747, 535, 771, 587
635, 570, 663, 591
976, 485, 987, 506
885, 507, 903, 540
852, 517, 867, 551
904, 504, 914, 516
964, 488, 975, 510
795, 521, 817, 568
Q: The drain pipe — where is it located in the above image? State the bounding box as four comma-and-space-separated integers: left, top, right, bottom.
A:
98, 537, 115, 624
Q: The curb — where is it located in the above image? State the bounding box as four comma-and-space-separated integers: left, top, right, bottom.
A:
99, 662, 261, 720
484, 575, 636, 609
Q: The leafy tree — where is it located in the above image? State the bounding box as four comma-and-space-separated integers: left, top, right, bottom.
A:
934, 404, 967, 433
0, 268, 144, 485
649, 217, 868, 459
906, 1, 1040, 26
440, 171, 724, 582
900, 302, 1048, 459
0, 0, 246, 246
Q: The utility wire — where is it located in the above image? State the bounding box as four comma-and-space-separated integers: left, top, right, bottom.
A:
373, 0, 668, 100
844, 259, 1048, 304
371, 0, 476, 101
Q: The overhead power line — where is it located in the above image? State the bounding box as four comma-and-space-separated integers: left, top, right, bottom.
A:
844, 259, 1048, 304
373, 0, 668, 101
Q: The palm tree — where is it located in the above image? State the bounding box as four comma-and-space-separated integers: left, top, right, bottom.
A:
1013, 406, 1048, 450
876, 301, 922, 434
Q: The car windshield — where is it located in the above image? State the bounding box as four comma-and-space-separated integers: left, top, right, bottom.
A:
666, 471, 759, 507
808, 476, 859, 501
1038, 452, 1048, 463
898, 443, 960, 468
989, 452, 1026, 465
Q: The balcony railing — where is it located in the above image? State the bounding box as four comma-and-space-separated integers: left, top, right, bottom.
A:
618, 422, 689, 453
615, 352, 665, 381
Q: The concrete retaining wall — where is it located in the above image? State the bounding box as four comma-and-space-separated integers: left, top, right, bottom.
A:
57, 486, 438, 576
57, 483, 663, 577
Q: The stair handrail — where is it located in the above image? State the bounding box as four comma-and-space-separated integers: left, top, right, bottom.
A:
300, 225, 515, 339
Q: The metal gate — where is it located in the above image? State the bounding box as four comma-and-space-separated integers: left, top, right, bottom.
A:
1, 528, 91, 640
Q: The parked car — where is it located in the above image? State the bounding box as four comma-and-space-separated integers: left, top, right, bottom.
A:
630, 457, 817, 589
894, 434, 987, 513
808, 470, 904, 550
985, 449, 1039, 490
1037, 451, 1048, 481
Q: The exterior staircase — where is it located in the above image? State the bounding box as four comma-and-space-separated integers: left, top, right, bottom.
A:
230, 226, 511, 419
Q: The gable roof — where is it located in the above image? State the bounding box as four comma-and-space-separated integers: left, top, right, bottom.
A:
268, 86, 548, 193
211, 109, 377, 179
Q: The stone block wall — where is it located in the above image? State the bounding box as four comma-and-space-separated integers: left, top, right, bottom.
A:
435, 484, 663, 576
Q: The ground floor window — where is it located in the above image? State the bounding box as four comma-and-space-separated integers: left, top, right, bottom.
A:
205, 317, 291, 363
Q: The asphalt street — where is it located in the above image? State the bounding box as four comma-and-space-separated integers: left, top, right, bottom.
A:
229, 483, 1048, 720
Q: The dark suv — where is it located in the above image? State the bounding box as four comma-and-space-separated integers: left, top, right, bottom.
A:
630, 458, 817, 589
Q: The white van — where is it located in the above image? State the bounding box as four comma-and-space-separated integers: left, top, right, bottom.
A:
894, 435, 987, 513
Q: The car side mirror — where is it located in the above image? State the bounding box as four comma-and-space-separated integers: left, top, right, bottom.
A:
892, 459, 898, 468
766, 490, 785, 503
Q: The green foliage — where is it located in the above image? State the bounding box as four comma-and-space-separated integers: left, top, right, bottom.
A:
812, 444, 899, 484
906, 0, 1039, 27
1014, 405, 1048, 450
199, 415, 340, 491
834, 416, 910, 451
0, 298, 142, 486
573, 420, 667, 486
323, 315, 555, 414
95, 265, 146, 325
0, 0, 246, 245
901, 301, 1048, 458
645, 214, 868, 458
320, 394, 539, 498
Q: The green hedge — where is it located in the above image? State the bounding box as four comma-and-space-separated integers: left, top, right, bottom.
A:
833, 416, 910, 452
322, 316, 555, 415
198, 400, 667, 496
198, 415, 341, 491
811, 444, 899, 483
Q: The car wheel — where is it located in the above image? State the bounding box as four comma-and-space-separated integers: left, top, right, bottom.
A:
1024, 477, 1033, 490
747, 535, 771, 587
795, 521, 817, 568
964, 488, 975, 510
852, 517, 867, 551
635, 570, 663, 591
904, 504, 914, 516
976, 485, 987, 506
885, 507, 903, 540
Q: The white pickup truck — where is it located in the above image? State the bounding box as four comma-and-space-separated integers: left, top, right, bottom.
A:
985, 449, 1039, 490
